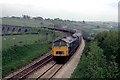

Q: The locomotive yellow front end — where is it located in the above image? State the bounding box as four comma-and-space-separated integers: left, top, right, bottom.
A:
52, 46, 68, 56
51, 39, 69, 62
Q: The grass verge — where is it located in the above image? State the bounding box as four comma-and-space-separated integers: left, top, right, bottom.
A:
2, 43, 51, 77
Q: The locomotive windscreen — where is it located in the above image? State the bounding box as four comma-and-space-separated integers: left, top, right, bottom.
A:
54, 42, 60, 46
53, 41, 66, 46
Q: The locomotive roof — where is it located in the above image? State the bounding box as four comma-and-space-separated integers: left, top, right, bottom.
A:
54, 33, 81, 44
73, 33, 81, 37
61, 36, 77, 44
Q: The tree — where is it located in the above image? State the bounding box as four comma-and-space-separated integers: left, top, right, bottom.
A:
94, 31, 119, 62
72, 31, 119, 78
33, 17, 43, 20
97, 25, 100, 28
83, 20, 85, 23
72, 42, 108, 78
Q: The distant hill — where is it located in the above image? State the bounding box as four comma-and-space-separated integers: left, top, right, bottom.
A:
2, 17, 53, 27
1, 17, 118, 37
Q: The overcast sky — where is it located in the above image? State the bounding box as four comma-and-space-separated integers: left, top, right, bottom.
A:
1, 0, 119, 21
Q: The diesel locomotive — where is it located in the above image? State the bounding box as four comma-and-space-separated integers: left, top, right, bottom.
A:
51, 33, 82, 62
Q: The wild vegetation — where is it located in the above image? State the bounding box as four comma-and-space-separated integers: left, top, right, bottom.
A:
2, 29, 64, 77
2, 43, 51, 77
2, 18, 53, 27
72, 31, 120, 78
2, 31, 62, 50
2, 17, 117, 31
1, 16, 118, 78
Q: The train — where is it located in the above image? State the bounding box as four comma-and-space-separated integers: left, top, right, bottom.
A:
42, 27, 76, 35
51, 33, 82, 62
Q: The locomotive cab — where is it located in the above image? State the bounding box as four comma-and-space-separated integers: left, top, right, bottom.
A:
51, 34, 81, 62
52, 40, 68, 57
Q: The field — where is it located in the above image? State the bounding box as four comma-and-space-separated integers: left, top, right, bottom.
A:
1, 17, 118, 78
0, 34, 1, 78
2, 43, 51, 77
2, 18, 53, 27
2, 31, 64, 77
2, 17, 66, 77
2, 18, 117, 34
2, 34, 51, 50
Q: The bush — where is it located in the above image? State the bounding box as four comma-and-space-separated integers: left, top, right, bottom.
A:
2, 43, 51, 77
71, 31, 119, 78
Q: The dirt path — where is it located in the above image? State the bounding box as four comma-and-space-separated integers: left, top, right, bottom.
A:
53, 38, 85, 78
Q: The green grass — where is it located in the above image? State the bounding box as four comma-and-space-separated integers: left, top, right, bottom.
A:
0, 36, 2, 78
2, 43, 52, 77
2, 34, 53, 50
2, 30, 64, 50
71, 31, 119, 78
2, 32, 64, 77
93, 28, 109, 32
0, 52, 1, 78
2, 18, 53, 27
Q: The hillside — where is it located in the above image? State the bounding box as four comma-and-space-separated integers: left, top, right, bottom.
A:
71, 31, 120, 78
2, 18, 53, 27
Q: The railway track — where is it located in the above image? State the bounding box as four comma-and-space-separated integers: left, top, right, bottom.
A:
5, 40, 82, 79
27, 38, 84, 79
7, 54, 53, 80
4, 29, 82, 79
36, 63, 64, 79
